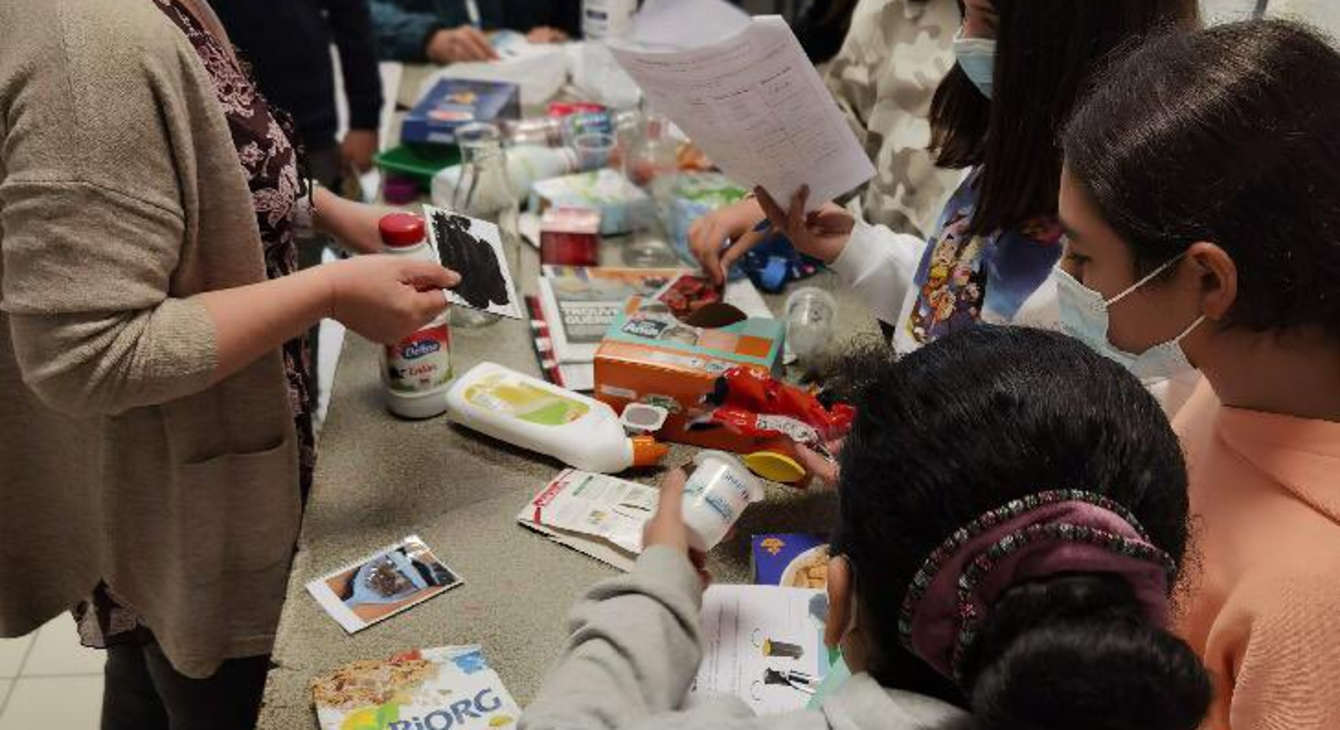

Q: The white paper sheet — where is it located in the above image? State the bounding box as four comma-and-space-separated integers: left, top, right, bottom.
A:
691, 585, 831, 715
609, 17, 875, 212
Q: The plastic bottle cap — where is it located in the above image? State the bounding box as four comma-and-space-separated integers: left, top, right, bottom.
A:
379, 213, 426, 247
629, 435, 670, 467
743, 450, 807, 484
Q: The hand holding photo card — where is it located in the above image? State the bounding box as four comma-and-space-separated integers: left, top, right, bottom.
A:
424, 205, 524, 319
306, 535, 464, 633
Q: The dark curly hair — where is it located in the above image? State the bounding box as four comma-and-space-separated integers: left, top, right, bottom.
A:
829, 326, 1211, 730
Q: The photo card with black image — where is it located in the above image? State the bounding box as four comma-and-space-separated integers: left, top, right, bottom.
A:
424, 204, 523, 319
306, 534, 464, 633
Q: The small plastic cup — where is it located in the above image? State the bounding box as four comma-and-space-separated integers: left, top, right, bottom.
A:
784, 287, 838, 361
681, 451, 765, 551
572, 131, 617, 171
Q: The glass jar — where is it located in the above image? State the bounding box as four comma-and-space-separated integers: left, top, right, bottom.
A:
623, 112, 678, 189
450, 123, 522, 328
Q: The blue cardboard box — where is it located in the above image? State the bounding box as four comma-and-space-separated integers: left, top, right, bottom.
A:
752, 534, 829, 588
402, 79, 521, 146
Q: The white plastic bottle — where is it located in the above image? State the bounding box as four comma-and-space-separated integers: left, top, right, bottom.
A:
577, 0, 641, 108
432, 145, 579, 206
379, 213, 454, 419
444, 362, 669, 473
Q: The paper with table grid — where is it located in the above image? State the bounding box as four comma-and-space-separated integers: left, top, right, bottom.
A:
609, 15, 875, 212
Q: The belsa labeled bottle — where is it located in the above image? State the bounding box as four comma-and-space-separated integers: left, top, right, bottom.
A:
378, 212, 454, 419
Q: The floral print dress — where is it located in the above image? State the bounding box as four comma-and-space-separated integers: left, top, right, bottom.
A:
76, 0, 316, 650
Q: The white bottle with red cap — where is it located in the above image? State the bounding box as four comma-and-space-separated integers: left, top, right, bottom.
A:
379, 213, 454, 419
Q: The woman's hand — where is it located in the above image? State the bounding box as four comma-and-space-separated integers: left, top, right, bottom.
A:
322, 256, 458, 344
755, 185, 855, 266
313, 189, 394, 255
688, 196, 767, 286
643, 468, 712, 589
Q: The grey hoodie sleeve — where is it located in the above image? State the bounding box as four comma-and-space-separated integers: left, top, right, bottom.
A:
520, 546, 713, 730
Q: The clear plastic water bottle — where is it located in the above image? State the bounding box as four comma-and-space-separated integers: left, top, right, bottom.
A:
450, 123, 522, 328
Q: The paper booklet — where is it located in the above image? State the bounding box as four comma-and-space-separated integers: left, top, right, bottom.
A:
517, 469, 660, 572
609, 16, 875, 213
691, 584, 834, 715
537, 266, 685, 364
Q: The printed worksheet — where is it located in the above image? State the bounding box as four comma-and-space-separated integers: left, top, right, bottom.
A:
609, 16, 875, 212
690, 585, 831, 714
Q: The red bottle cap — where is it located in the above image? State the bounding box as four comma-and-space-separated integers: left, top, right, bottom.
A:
379, 213, 425, 248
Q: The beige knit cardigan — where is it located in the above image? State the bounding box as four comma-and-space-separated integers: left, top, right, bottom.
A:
0, 0, 301, 678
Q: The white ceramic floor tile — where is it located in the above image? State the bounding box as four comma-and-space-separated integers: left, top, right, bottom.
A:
0, 636, 32, 679
0, 677, 102, 730
0, 680, 12, 715
21, 619, 104, 677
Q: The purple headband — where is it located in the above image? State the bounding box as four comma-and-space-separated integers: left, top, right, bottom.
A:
897, 490, 1176, 683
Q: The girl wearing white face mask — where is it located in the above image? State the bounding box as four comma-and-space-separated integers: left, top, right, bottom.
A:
1058, 20, 1340, 730
694, 0, 1198, 412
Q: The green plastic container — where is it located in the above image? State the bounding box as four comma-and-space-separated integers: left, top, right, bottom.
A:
373, 143, 461, 191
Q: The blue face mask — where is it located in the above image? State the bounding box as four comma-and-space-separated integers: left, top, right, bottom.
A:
1055, 257, 1205, 381
953, 28, 996, 99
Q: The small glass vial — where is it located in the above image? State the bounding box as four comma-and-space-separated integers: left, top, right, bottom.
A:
379, 213, 453, 419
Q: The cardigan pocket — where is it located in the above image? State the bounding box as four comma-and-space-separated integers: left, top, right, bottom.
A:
180, 436, 301, 577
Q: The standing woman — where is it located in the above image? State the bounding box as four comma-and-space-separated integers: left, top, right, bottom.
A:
1057, 20, 1340, 729
0, 0, 457, 727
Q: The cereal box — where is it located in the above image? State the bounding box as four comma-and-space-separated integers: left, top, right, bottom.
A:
402, 79, 521, 146
311, 645, 520, 730
752, 534, 829, 589
593, 296, 785, 452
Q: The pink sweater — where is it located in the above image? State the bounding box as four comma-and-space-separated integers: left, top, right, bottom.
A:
1174, 383, 1340, 730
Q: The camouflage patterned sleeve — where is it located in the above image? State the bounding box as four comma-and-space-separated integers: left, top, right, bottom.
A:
821, 0, 962, 238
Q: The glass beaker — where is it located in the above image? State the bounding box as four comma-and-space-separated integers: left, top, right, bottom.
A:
449, 123, 522, 328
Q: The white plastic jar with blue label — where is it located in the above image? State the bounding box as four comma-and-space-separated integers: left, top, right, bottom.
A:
681, 450, 765, 551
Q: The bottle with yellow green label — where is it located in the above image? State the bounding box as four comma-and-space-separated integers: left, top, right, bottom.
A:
445, 362, 669, 474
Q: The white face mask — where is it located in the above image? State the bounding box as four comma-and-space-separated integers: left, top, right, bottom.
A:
1055, 256, 1206, 381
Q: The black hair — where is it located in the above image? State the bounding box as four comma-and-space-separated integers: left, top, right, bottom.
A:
830, 327, 1211, 729
1062, 20, 1340, 342
930, 0, 1197, 238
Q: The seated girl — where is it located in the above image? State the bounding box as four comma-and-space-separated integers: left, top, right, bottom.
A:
691, 0, 1199, 411
520, 327, 1212, 730
1057, 19, 1340, 729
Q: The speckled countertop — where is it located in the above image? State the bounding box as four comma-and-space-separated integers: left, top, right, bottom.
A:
255, 238, 878, 727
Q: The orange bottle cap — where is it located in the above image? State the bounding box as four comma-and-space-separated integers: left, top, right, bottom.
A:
630, 435, 670, 467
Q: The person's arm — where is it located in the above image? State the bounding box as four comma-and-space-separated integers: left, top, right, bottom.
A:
522, 473, 708, 730
323, 0, 384, 171
4, 179, 454, 414
520, 547, 706, 730
828, 219, 926, 327
369, 0, 458, 62
1223, 577, 1340, 730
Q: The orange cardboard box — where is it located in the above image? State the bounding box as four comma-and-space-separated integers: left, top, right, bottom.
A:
593, 297, 786, 452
